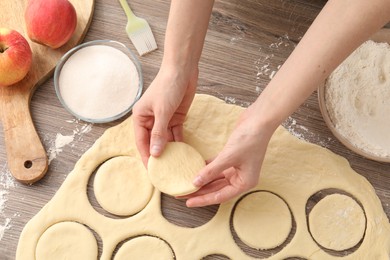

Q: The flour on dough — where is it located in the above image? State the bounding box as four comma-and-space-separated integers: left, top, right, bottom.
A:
309, 194, 366, 251
148, 142, 205, 196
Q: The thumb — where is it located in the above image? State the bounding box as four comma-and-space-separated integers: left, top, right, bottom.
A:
150, 117, 169, 157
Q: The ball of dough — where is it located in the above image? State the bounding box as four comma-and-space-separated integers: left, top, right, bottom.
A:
36, 221, 98, 260
114, 236, 174, 260
309, 193, 366, 251
148, 142, 205, 196
233, 191, 292, 250
94, 156, 153, 216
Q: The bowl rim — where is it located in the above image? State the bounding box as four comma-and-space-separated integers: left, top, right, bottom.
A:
318, 28, 390, 163
54, 39, 143, 124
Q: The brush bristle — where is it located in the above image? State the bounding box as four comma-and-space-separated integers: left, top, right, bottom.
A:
128, 27, 158, 56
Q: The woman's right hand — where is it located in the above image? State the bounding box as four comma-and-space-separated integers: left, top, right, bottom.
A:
181, 104, 275, 207
132, 65, 199, 166
133, 0, 214, 166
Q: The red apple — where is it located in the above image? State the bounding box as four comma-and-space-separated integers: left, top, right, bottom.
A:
0, 28, 32, 87
25, 0, 77, 49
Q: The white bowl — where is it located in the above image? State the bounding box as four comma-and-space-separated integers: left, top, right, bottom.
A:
318, 28, 390, 163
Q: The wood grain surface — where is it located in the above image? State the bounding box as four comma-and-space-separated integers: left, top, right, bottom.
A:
1, 0, 390, 259
0, 0, 94, 184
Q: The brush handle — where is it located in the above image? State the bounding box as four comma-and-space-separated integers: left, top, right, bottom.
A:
119, 0, 136, 20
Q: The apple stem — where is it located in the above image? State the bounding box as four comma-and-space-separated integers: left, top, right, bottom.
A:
0, 47, 7, 53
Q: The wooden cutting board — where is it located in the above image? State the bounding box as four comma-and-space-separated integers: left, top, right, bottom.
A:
0, 0, 95, 184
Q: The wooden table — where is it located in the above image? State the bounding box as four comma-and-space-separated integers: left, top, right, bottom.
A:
1, 0, 390, 259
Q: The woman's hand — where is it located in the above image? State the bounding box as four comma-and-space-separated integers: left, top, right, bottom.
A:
182, 106, 275, 207
132, 66, 198, 166
182, 0, 390, 208
132, 0, 214, 166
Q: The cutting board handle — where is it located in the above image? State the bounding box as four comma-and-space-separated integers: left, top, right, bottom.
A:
0, 77, 48, 184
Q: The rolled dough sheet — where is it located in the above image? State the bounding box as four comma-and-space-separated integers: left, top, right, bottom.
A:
16, 94, 390, 259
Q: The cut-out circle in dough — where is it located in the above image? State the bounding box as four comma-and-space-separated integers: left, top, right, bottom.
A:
201, 254, 230, 260
35, 221, 98, 260
94, 156, 153, 216
161, 194, 219, 228
148, 142, 205, 196
233, 191, 292, 250
309, 193, 366, 251
114, 236, 174, 259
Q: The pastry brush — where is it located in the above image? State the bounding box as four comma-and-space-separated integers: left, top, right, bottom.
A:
118, 0, 158, 56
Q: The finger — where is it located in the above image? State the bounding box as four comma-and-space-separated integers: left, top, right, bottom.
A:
193, 157, 232, 188
149, 117, 169, 157
171, 124, 183, 142
186, 185, 241, 208
134, 123, 151, 167
178, 178, 229, 199
166, 129, 175, 143
205, 157, 216, 164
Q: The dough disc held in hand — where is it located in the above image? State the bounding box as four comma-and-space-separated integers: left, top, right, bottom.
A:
148, 142, 205, 196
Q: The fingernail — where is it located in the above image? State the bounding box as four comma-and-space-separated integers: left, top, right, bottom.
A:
186, 201, 195, 208
193, 176, 203, 187
150, 145, 161, 156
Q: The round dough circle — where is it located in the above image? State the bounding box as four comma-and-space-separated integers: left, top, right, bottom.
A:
148, 142, 205, 196
115, 236, 174, 259
309, 193, 366, 251
233, 191, 292, 250
94, 156, 153, 216
36, 221, 98, 260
